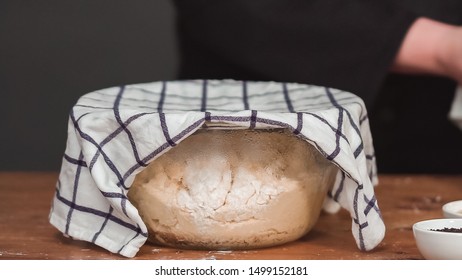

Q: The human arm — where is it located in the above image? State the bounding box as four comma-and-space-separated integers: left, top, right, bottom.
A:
392, 17, 462, 85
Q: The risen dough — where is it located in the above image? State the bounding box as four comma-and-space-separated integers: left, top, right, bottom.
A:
128, 128, 337, 250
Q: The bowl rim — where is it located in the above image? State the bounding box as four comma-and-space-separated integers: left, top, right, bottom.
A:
413, 218, 462, 234
442, 200, 462, 217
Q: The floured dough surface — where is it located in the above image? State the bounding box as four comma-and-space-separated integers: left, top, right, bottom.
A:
128, 129, 337, 249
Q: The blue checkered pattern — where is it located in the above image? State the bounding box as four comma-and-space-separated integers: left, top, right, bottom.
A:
49, 79, 384, 257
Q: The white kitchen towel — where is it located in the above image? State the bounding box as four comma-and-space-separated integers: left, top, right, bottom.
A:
449, 86, 462, 130
49, 79, 384, 257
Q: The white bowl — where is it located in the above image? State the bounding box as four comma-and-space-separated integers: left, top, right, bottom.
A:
442, 200, 462, 218
413, 219, 462, 259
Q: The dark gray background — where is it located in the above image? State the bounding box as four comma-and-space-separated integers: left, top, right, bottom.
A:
0, 1, 178, 170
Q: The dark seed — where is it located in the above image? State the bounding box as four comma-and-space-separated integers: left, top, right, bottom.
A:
430, 227, 462, 233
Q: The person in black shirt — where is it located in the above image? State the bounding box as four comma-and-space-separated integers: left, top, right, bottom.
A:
172, 0, 462, 173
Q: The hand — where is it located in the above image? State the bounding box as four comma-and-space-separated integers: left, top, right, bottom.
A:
392, 17, 462, 85
437, 26, 462, 85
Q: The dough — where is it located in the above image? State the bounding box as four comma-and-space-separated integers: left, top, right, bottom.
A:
128, 128, 337, 250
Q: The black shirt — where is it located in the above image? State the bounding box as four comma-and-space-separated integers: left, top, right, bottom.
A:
172, 0, 462, 173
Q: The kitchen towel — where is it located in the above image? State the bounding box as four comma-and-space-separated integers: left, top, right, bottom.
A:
49, 79, 384, 257
449, 86, 462, 130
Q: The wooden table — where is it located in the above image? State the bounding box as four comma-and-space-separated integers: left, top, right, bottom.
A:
1, 172, 462, 260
